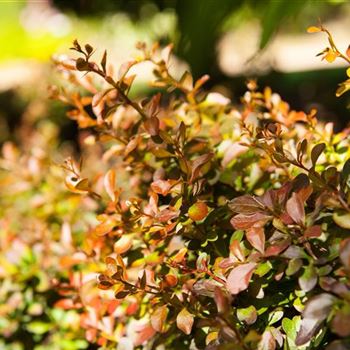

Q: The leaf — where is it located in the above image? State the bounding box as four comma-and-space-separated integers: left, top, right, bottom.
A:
114, 235, 132, 254
179, 71, 193, 91
230, 240, 245, 262
298, 264, 317, 292
331, 310, 350, 337
340, 238, 350, 269
101, 50, 107, 73
75, 57, 89, 71
65, 176, 90, 194
228, 195, 265, 214
324, 49, 338, 63
286, 259, 303, 276
258, 330, 276, 350
188, 202, 208, 221
297, 139, 308, 160
340, 158, 350, 189
171, 248, 188, 263
115, 290, 130, 299
95, 219, 115, 236
304, 225, 322, 239
226, 262, 256, 295
214, 287, 229, 314
237, 305, 257, 325
176, 308, 194, 335
268, 310, 284, 326
336, 80, 350, 97
104, 169, 116, 201
303, 293, 335, 319
307, 26, 321, 33
144, 116, 160, 136
118, 60, 137, 80
196, 252, 209, 272
286, 192, 304, 225
334, 211, 350, 229
190, 153, 213, 182
151, 179, 173, 196
282, 317, 299, 343
295, 318, 321, 346
230, 212, 271, 230
221, 142, 247, 167
259, 0, 305, 49
151, 305, 168, 333
26, 321, 52, 335
246, 227, 265, 254
311, 143, 326, 166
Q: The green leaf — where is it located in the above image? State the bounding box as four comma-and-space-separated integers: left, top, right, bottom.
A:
299, 264, 317, 292
237, 305, 257, 325
259, 0, 307, 50
333, 211, 350, 229
26, 321, 52, 335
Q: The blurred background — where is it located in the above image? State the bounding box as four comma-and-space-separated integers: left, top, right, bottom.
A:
0, 0, 350, 146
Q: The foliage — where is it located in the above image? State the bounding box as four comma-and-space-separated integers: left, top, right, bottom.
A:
0, 122, 102, 349
48, 39, 350, 350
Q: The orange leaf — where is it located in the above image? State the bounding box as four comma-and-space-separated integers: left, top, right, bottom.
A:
176, 308, 194, 335
151, 305, 168, 333
104, 169, 116, 202
346, 45, 350, 59
324, 49, 338, 63
307, 26, 321, 33
188, 202, 208, 221
114, 235, 133, 254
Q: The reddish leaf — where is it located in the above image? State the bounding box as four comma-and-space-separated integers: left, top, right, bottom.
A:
258, 330, 276, 350
286, 192, 305, 225
246, 227, 265, 254
230, 212, 271, 230
214, 287, 229, 314
230, 240, 245, 262
190, 153, 213, 182
151, 179, 173, 196
229, 195, 265, 214
226, 262, 256, 295
264, 240, 290, 257
304, 225, 322, 239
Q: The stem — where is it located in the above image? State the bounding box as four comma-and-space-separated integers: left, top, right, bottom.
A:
91, 66, 148, 120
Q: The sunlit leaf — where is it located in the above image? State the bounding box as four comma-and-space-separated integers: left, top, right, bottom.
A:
176, 308, 194, 335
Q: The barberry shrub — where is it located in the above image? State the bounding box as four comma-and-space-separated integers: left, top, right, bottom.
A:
2, 26, 350, 350
48, 37, 350, 350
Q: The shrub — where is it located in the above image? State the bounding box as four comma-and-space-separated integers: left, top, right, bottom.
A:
2, 27, 350, 350
47, 36, 350, 350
